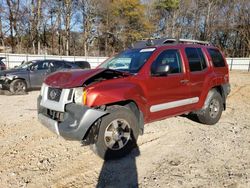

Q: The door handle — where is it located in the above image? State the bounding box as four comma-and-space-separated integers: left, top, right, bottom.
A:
180, 79, 189, 84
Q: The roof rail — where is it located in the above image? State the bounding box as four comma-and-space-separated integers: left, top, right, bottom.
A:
132, 37, 210, 48
177, 39, 210, 45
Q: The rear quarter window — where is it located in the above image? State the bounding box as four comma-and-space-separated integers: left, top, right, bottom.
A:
207, 48, 226, 67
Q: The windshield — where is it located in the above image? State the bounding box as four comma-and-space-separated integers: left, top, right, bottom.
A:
99, 48, 155, 73
14, 61, 34, 69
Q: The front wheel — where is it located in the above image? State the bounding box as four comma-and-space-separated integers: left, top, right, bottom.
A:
9, 79, 27, 94
91, 106, 139, 160
197, 89, 223, 125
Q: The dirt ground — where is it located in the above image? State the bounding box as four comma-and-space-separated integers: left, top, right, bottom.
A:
0, 71, 249, 188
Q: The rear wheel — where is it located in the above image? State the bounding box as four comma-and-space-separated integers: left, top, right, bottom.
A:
197, 89, 223, 125
91, 106, 139, 160
9, 79, 27, 94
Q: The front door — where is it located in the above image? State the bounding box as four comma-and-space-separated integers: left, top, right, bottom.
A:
29, 61, 50, 88
145, 49, 193, 122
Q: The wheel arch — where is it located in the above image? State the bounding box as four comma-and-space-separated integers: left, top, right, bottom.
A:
82, 100, 144, 146
211, 85, 226, 110
9, 78, 28, 92
108, 100, 144, 134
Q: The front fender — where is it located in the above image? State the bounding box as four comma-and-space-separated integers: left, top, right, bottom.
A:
6, 74, 30, 89
86, 82, 148, 118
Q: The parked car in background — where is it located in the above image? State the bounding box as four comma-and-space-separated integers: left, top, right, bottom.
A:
74, 61, 91, 69
0, 59, 82, 94
0, 57, 6, 71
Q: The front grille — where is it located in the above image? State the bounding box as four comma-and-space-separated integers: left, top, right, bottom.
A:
47, 109, 64, 121
67, 89, 73, 100
48, 87, 62, 102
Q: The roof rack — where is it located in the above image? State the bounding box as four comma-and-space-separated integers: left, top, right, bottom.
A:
132, 37, 210, 48
176, 39, 210, 45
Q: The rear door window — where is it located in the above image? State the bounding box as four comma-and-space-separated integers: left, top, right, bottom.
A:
197, 48, 207, 70
208, 48, 225, 67
31, 61, 49, 70
64, 62, 73, 68
185, 48, 207, 72
50, 61, 65, 69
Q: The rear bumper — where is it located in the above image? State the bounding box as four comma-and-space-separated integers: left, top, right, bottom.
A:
222, 83, 231, 97
37, 95, 107, 141
222, 83, 230, 110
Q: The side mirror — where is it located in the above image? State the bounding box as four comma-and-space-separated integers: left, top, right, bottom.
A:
29, 66, 34, 71
151, 64, 170, 76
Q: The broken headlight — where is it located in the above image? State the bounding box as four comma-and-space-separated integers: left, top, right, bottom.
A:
74, 87, 87, 105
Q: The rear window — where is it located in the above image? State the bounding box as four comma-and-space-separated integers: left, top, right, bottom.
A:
50, 61, 65, 69
207, 48, 225, 67
64, 62, 73, 68
75, 61, 90, 69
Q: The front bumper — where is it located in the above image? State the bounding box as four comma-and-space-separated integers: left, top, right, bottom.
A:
37, 95, 107, 141
0, 79, 9, 90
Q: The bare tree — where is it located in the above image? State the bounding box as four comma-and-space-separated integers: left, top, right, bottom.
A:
62, 0, 72, 56
6, 0, 20, 53
78, 0, 94, 56
37, 0, 42, 54
0, 0, 248, 57
0, 2, 4, 47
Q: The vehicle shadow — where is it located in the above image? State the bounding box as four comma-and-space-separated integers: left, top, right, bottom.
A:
0, 89, 28, 95
96, 146, 140, 188
180, 113, 201, 124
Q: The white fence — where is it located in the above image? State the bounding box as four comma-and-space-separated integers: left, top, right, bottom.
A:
0, 53, 249, 71
0, 53, 108, 69
226, 58, 250, 71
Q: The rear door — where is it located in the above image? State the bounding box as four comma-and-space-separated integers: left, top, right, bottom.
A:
145, 49, 192, 121
49, 61, 66, 72
184, 47, 209, 104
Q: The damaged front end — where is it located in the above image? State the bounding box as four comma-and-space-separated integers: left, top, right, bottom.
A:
37, 95, 107, 141
37, 85, 108, 141
37, 68, 128, 142
0, 74, 15, 90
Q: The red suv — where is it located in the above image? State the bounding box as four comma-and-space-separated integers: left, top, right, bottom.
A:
37, 39, 230, 160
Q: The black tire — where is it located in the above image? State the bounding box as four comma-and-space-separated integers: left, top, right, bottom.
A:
197, 89, 223, 125
91, 106, 139, 160
9, 79, 27, 94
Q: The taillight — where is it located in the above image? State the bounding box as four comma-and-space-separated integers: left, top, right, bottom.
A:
224, 74, 229, 82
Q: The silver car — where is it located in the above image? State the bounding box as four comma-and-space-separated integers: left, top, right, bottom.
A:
0, 59, 81, 94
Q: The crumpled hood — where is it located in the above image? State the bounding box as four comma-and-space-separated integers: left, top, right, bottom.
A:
44, 68, 120, 88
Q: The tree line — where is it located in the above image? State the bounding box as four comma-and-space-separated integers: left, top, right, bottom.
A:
0, 0, 249, 57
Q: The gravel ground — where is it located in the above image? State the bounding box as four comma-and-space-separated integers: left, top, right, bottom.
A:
0, 71, 249, 188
